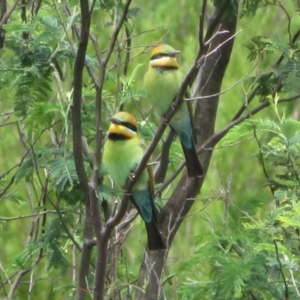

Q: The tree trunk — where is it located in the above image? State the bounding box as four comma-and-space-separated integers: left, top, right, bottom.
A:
136, 12, 238, 300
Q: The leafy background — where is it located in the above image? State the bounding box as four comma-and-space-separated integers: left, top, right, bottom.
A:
1, 0, 300, 299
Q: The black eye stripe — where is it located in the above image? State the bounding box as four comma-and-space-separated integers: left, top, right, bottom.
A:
121, 121, 137, 132
107, 133, 130, 140
151, 53, 176, 60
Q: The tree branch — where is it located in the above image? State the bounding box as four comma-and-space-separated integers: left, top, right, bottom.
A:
89, 1, 133, 299
273, 240, 289, 299
137, 4, 238, 298
72, 1, 94, 299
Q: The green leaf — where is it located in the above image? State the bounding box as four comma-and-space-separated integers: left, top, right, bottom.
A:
96, 184, 118, 202
254, 242, 293, 260
281, 58, 300, 94
280, 119, 300, 140
48, 158, 79, 191
5, 192, 26, 204
222, 119, 281, 146
14, 159, 34, 184
48, 244, 70, 270
288, 133, 300, 145
278, 216, 300, 228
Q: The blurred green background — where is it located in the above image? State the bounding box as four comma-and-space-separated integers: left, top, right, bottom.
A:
0, 1, 299, 299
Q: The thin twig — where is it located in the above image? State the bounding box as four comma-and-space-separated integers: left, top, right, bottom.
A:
232, 29, 300, 121
204, 0, 231, 43
273, 240, 289, 300
48, 197, 82, 252
0, 210, 66, 221
253, 125, 275, 195
62, 1, 98, 85
0, 0, 19, 26
187, 54, 258, 101
156, 94, 300, 196
91, 1, 133, 299
289, 268, 300, 298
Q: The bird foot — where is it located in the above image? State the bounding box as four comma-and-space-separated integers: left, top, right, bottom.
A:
163, 116, 169, 125
171, 102, 177, 110
129, 173, 136, 181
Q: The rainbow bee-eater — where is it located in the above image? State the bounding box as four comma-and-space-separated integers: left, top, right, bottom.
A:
102, 111, 165, 250
144, 44, 203, 177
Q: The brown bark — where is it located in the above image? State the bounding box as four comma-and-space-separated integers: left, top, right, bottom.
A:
136, 10, 238, 300
73, 1, 93, 299
0, 0, 7, 48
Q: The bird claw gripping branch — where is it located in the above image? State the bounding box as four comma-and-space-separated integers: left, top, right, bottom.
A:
129, 173, 136, 181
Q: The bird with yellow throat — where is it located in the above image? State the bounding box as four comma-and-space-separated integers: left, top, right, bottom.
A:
144, 44, 203, 177
102, 111, 165, 250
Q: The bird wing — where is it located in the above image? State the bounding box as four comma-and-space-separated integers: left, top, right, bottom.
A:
129, 152, 157, 224
185, 87, 197, 144
146, 165, 155, 199
178, 70, 197, 143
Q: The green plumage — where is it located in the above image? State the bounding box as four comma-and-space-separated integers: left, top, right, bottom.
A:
103, 134, 152, 222
144, 66, 183, 117
102, 112, 165, 250
144, 67, 193, 148
144, 44, 204, 177
103, 134, 145, 188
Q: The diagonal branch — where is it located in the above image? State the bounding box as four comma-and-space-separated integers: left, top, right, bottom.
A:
155, 93, 300, 196
202, 94, 300, 150
106, 45, 206, 232
136, 3, 238, 299
204, 0, 232, 43
102, 0, 132, 66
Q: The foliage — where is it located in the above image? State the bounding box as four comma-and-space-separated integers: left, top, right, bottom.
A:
0, 1, 145, 297
0, 0, 300, 299
177, 109, 300, 299
244, 36, 300, 100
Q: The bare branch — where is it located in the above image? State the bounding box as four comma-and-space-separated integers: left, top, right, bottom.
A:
0, 0, 19, 27
102, 0, 132, 66
204, 0, 232, 43
186, 55, 258, 102
199, 0, 207, 49
90, 1, 133, 299
0, 210, 65, 221
72, 0, 94, 299
62, 2, 98, 85
273, 240, 289, 299
72, 1, 90, 197
201, 94, 300, 151
7, 182, 45, 299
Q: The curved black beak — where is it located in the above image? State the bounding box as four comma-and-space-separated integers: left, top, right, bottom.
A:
109, 117, 122, 124
169, 50, 180, 57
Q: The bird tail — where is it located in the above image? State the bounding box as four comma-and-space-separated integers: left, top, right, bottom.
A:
181, 142, 204, 177
145, 219, 166, 250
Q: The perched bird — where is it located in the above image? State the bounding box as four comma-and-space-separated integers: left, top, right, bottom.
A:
102, 111, 165, 250
144, 44, 203, 177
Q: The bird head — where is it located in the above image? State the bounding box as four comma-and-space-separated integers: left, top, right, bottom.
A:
107, 111, 138, 140
149, 44, 180, 69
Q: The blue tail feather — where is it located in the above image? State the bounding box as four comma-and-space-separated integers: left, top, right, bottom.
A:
132, 190, 153, 223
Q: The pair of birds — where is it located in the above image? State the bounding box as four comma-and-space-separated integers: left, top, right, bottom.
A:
102, 44, 203, 250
